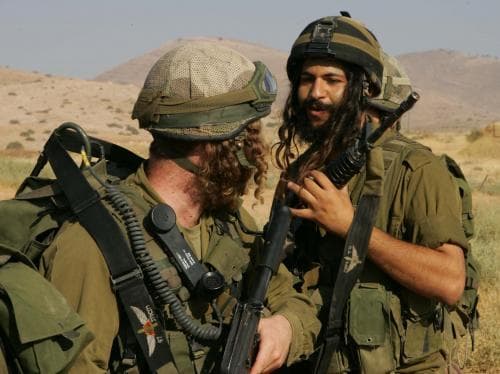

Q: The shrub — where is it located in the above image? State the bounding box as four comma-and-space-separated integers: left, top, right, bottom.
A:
466, 129, 483, 143
9, 119, 19, 125
5, 141, 23, 150
20, 129, 34, 137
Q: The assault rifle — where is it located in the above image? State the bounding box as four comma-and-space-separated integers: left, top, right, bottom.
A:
220, 202, 292, 374
220, 92, 419, 374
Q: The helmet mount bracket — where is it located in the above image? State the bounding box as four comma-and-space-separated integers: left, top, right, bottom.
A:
307, 22, 335, 55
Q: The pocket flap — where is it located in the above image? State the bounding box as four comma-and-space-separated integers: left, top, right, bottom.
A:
349, 283, 388, 346
205, 235, 249, 284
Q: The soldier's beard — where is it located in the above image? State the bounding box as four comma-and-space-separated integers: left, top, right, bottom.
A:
295, 98, 340, 144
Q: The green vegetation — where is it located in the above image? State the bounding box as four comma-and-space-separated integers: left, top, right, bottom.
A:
0, 155, 54, 190
464, 191, 500, 372
0, 156, 37, 188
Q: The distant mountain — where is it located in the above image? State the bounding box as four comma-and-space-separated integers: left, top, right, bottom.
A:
95, 36, 290, 109
96, 41, 500, 131
397, 49, 500, 131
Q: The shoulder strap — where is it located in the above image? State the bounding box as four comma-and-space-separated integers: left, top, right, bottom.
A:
44, 132, 172, 372
315, 146, 384, 373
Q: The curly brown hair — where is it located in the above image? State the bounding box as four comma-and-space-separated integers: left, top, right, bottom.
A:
150, 121, 268, 214
274, 61, 368, 183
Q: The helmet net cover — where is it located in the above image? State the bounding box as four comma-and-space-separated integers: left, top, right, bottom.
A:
144, 41, 254, 100
132, 41, 265, 140
368, 51, 412, 113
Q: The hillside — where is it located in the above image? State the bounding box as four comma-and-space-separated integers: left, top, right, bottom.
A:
3, 41, 500, 153
95, 36, 290, 109
0, 66, 149, 154
96, 41, 500, 132
398, 50, 500, 131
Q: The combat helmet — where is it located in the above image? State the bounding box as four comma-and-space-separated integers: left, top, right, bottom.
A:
286, 13, 383, 96
368, 51, 412, 112
132, 41, 277, 141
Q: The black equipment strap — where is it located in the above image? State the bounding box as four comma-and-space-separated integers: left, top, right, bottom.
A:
44, 132, 172, 372
314, 195, 380, 373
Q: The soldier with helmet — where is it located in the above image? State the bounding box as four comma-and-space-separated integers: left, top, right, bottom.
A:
277, 14, 469, 373
39, 41, 320, 373
367, 51, 413, 130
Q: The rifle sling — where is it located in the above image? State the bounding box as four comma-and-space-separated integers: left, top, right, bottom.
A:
44, 133, 173, 372
314, 194, 381, 374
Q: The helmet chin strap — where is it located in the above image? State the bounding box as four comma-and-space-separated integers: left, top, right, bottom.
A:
171, 157, 201, 175
169, 133, 255, 175
234, 133, 255, 169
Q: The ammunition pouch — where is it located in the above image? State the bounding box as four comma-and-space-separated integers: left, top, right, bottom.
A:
338, 282, 448, 373
348, 283, 397, 373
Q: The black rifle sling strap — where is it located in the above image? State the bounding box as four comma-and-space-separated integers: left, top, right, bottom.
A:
314, 150, 384, 374
44, 133, 172, 372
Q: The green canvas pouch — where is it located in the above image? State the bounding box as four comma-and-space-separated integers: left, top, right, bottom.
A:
349, 283, 397, 373
0, 260, 93, 373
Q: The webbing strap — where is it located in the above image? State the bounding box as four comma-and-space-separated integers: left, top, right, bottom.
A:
314, 195, 381, 373
44, 133, 172, 372
315, 143, 384, 373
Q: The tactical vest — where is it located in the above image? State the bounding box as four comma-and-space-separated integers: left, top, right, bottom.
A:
289, 132, 476, 373
108, 180, 259, 373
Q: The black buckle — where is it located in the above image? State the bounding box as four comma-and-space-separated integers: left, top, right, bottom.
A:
111, 268, 144, 291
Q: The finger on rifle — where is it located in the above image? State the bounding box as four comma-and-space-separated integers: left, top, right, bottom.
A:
287, 181, 315, 204
289, 207, 314, 220
249, 341, 265, 374
303, 172, 327, 196
308, 170, 335, 190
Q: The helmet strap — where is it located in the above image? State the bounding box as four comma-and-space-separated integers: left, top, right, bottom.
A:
172, 157, 201, 175
160, 143, 201, 175
234, 133, 255, 169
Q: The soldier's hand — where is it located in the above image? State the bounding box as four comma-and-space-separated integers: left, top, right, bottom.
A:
287, 170, 354, 237
250, 314, 292, 374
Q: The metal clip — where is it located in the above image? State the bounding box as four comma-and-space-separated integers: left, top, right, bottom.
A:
110, 268, 144, 290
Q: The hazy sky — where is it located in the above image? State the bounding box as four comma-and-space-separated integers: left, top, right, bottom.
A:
1, 0, 499, 78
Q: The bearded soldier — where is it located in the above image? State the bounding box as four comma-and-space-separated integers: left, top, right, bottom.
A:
40, 41, 320, 373
277, 14, 468, 373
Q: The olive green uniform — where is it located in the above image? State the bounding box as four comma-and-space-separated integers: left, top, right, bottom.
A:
287, 132, 469, 373
40, 163, 320, 373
